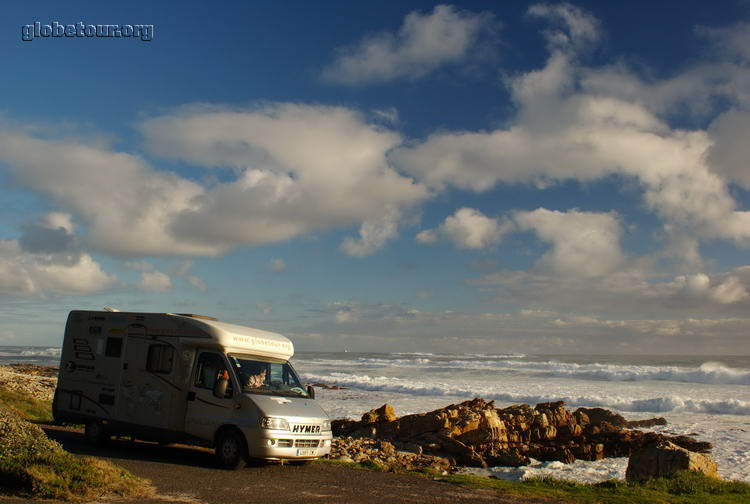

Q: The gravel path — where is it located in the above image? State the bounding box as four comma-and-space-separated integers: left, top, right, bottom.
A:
29, 424, 560, 504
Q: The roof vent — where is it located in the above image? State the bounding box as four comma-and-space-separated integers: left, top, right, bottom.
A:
102, 307, 120, 312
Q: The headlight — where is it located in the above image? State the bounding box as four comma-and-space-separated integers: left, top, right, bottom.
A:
260, 417, 290, 430
321, 420, 332, 431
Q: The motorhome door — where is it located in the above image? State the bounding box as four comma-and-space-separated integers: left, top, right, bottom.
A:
185, 351, 236, 441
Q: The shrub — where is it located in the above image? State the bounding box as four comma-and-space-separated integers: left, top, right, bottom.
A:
0, 407, 152, 500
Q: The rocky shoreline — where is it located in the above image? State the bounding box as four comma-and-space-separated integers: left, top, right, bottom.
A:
0, 364, 719, 480
329, 398, 718, 480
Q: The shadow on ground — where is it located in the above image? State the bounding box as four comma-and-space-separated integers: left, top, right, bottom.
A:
42, 424, 220, 469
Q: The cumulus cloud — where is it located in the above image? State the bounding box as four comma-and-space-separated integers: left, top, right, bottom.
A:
696, 22, 750, 63
707, 109, 750, 189
676, 273, 748, 305
514, 209, 624, 277
0, 103, 427, 258
321, 4, 496, 85
141, 104, 427, 255
415, 229, 438, 244
390, 4, 750, 257
139, 270, 172, 292
0, 132, 210, 257
418, 207, 512, 249
341, 207, 402, 257
19, 212, 77, 254
0, 240, 115, 295
527, 2, 601, 51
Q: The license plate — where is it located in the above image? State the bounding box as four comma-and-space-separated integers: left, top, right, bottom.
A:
296, 448, 317, 457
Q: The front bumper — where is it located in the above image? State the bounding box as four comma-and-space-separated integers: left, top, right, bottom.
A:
244, 428, 333, 460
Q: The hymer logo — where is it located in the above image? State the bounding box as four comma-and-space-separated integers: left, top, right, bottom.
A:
292, 424, 320, 434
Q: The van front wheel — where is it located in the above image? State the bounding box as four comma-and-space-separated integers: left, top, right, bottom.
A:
215, 429, 246, 470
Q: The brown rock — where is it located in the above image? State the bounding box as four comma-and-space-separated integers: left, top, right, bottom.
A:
575, 407, 627, 428
329, 397, 715, 472
361, 404, 397, 424
626, 417, 668, 428
573, 410, 590, 426
626, 440, 719, 481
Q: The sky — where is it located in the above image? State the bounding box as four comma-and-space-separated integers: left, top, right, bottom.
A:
2, 1, 750, 354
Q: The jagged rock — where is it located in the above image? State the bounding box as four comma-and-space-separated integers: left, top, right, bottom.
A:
486, 449, 530, 467
641, 432, 712, 454
329, 398, 714, 471
575, 407, 628, 428
626, 440, 719, 481
573, 409, 590, 427
332, 418, 359, 436
626, 417, 668, 428
361, 404, 397, 424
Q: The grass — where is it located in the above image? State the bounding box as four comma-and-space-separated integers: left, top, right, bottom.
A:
0, 397, 153, 501
0, 388, 54, 422
319, 458, 750, 503
441, 471, 750, 504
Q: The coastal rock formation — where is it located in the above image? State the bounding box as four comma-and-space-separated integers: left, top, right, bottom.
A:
626, 439, 719, 481
332, 398, 712, 471
330, 437, 453, 472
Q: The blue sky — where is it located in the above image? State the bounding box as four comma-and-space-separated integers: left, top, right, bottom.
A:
2, 1, 750, 354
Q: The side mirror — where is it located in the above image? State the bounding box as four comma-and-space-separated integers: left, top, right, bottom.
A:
213, 377, 229, 398
306, 384, 315, 399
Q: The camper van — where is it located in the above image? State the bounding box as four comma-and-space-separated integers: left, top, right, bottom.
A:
53, 310, 332, 468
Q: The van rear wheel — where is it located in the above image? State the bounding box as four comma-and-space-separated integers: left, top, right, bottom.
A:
84, 420, 108, 445
215, 429, 246, 469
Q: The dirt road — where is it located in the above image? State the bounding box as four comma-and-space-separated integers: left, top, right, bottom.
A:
19, 425, 556, 504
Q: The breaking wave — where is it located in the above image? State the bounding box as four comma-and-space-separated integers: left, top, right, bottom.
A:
300, 355, 750, 386
452, 360, 750, 386
301, 372, 750, 415
0, 347, 61, 358
21, 348, 62, 357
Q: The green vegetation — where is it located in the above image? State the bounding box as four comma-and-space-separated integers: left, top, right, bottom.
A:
0, 406, 153, 501
439, 471, 750, 504
318, 458, 750, 503
0, 388, 53, 422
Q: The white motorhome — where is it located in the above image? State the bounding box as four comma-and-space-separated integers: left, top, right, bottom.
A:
53, 310, 332, 468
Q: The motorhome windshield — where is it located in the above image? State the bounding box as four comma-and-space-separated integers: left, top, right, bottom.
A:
229, 355, 308, 398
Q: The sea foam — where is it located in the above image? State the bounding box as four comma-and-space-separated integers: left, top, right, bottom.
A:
301, 371, 750, 415
300, 355, 750, 386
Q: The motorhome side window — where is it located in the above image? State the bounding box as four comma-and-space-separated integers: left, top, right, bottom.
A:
194, 352, 232, 395
105, 337, 122, 358
146, 344, 174, 374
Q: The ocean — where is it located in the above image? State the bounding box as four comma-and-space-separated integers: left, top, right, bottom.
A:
5, 346, 749, 482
